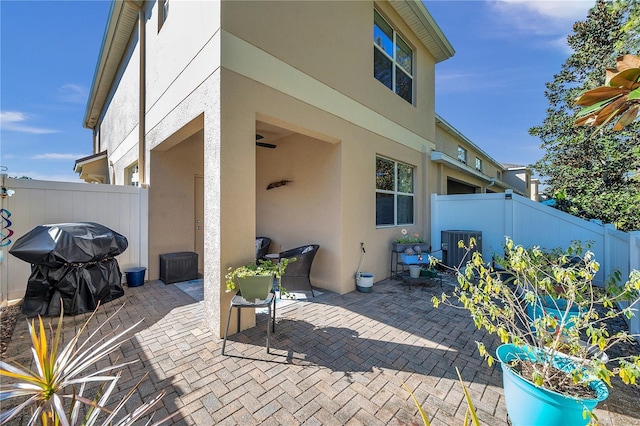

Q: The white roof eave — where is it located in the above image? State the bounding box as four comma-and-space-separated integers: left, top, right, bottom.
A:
389, 0, 455, 63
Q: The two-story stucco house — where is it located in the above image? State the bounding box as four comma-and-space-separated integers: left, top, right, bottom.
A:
78, 0, 461, 336
433, 115, 532, 198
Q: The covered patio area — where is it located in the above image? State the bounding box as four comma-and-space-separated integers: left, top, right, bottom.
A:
2, 278, 638, 425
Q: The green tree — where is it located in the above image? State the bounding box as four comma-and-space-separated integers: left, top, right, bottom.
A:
530, 0, 640, 232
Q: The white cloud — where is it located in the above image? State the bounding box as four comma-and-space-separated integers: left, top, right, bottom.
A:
8, 171, 82, 183
436, 66, 534, 93
489, 0, 592, 38
59, 83, 88, 104
498, 0, 593, 21
0, 111, 60, 134
32, 153, 86, 160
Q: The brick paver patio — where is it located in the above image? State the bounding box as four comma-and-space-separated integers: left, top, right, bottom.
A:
3, 277, 639, 425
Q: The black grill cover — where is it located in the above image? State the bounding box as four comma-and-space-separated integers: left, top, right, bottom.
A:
9, 222, 128, 267
21, 259, 125, 317
9, 222, 128, 316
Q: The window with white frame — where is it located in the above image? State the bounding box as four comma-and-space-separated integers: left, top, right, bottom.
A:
373, 10, 413, 104
475, 157, 483, 171
126, 163, 139, 187
158, 0, 169, 31
376, 156, 414, 226
457, 146, 467, 163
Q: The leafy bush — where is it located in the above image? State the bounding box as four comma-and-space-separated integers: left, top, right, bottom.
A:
432, 237, 640, 395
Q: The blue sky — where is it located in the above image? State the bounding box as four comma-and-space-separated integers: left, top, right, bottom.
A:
0, 0, 593, 182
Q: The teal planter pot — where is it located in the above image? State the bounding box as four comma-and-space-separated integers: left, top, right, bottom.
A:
527, 295, 582, 333
496, 344, 608, 426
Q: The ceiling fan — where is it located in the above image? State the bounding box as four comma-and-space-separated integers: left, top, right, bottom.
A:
255, 134, 276, 149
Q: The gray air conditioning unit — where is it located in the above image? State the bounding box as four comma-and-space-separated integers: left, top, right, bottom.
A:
441, 230, 482, 268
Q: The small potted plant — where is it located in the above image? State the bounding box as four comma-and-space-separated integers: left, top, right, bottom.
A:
226, 258, 293, 300
432, 237, 640, 425
392, 228, 429, 253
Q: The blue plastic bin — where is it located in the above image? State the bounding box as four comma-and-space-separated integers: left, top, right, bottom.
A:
125, 267, 146, 287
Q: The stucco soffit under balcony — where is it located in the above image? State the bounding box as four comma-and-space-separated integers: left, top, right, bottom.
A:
430, 151, 493, 183
389, 1, 454, 63
221, 30, 435, 152
84, 0, 142, 129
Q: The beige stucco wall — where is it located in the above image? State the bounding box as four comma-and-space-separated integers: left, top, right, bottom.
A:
223, 68, 430, 295
91, 0, 444, 337
222, 0, 437, 142
145, 1, 220, 111
148, 130, 203, 280
97, 28, 140, 185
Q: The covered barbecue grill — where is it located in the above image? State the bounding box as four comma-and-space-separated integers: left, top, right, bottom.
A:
9, 222, 128, 316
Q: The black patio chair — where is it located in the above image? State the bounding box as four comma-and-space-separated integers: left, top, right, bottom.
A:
278, 244, 319, 296
255, 237, 272, 261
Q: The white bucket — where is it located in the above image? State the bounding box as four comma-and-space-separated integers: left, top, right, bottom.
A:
409, 265, 421, 278
356, 273, 374, 293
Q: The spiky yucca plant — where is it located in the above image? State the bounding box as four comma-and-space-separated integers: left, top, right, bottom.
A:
0, 303, 171, 425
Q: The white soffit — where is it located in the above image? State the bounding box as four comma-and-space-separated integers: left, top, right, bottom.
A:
84, 1, 142, 129
389, 0, 454, 63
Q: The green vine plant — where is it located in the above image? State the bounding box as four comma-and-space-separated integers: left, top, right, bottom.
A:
225, 258, 295, 298
431, 237, 640, 397
0, 303, 175, 425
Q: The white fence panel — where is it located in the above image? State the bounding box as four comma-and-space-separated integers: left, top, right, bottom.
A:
1, 178, 148, 305
603, 226, 630, 284
430, 192, 508, 257
431, 192, 637, 286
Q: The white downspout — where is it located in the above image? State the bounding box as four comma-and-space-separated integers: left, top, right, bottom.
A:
485, 177, 495, 193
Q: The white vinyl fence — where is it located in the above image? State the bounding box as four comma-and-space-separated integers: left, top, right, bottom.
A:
431, 191, 640, 337
0, 177, 148, 305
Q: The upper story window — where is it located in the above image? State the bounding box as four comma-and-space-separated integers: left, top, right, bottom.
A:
158, 0, 169, 31
127, 163, 139, 187
457, 146, 467, 163
475, 157, 483, 171
376, 156, 414, 226
497, 170, 502, 180
374, 10, 413, 104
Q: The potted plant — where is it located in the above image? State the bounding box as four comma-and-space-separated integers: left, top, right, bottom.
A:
432, 237, 640, 425
392, 228, 429, 253
226, 258, 293, 300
